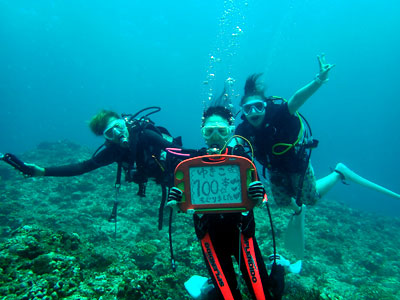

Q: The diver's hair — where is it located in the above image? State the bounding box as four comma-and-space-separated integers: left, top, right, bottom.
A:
202, 83, 234, 126
89, 110, 120, 136
240, 73, 268, 106
210, 86, 228, 108
202, 106, 234, 126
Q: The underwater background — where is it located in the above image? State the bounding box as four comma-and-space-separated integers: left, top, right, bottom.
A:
1, 0, 399, 216
1, 0, 400, 299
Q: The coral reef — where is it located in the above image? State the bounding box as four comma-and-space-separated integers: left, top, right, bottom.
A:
1, 141, 399, 299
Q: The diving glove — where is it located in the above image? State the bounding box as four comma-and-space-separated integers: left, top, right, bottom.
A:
168, 187, 183, 202
247, 181, 266, 203
1, 153, 36, 176
166, 187, 183, 212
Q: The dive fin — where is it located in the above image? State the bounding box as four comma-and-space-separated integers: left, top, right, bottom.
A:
337, 164, 400, 199
288, 260, 302, 274
285, 204, 306, 259
184, 275, 208, 299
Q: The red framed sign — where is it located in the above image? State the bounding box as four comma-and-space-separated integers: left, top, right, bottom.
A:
174, 154, 258, 214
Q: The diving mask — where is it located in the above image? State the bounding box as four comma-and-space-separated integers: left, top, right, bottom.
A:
103, 119, 129, 145
201, 123, 233, 140
242, 100, 267, 116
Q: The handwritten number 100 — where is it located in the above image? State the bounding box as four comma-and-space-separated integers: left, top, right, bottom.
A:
193, 180, 218, 196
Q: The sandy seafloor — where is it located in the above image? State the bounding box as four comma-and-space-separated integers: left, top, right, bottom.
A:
0, 141, 399, 300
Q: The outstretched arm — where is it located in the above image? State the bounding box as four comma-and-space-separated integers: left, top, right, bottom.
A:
287, 54, 335, 115
25, 158, 108, 177
26, 146, 118, 177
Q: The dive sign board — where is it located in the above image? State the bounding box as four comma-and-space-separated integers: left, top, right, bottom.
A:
174, 154, 258, 214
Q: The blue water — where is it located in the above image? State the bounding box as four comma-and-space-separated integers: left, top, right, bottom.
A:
1, 0, 399, 216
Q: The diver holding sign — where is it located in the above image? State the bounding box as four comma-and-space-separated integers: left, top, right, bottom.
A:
167, 90, 284, 300
174, 153, 259, 214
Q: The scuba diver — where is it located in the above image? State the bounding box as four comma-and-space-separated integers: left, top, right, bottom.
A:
235, 54, 400, 257
167, 90, 285, 300
1, 107, 182, 229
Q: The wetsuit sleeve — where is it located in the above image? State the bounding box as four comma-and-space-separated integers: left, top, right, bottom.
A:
44, 146, 117, 177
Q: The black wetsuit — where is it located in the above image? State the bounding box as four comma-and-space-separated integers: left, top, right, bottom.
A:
236, 100, 321, 207
193, 146, 274, 300
45, 127, 176, 184
235, 101, 303, 174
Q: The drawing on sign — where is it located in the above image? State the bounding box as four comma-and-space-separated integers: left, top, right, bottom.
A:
189, 164, 242, 205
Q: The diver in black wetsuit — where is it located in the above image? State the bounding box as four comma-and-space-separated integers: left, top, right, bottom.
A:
10, 108, 180, 194
1, 108, 183, 232
167, 98, 284, 299
235, 56, 400, 259
236, 55, 400, 208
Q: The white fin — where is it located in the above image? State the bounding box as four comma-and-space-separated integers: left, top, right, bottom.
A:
285, 204, 306, 259
184, 275, 208, 299
288, 260, 302, 274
